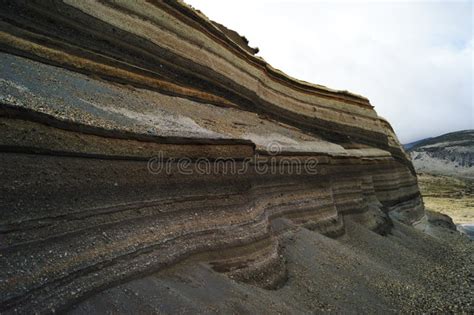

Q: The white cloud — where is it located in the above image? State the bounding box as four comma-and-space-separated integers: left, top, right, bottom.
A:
185, 0, 473, 143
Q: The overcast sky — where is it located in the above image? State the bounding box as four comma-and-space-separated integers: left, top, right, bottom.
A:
185, 0, 473, 143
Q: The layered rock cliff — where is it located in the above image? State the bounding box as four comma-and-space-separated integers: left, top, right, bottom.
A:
0, 1, 426, 313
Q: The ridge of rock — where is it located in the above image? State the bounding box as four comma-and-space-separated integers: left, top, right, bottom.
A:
406, 130, 474, 178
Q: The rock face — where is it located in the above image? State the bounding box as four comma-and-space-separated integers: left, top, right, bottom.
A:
0, 1, 424, 313
406, 130, 474, 179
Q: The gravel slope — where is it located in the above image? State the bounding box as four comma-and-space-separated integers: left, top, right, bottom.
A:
70, 217, 473, 314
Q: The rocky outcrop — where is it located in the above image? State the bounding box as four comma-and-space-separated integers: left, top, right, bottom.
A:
406, 130, 474, 179
0, 1, 424, 313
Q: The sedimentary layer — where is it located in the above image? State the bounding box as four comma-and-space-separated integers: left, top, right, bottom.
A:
0, 1, 423, 313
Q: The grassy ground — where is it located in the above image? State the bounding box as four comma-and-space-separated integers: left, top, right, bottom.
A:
417, 173, 474, 224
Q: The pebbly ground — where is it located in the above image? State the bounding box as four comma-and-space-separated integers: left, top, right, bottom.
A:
69, 217, 473, 314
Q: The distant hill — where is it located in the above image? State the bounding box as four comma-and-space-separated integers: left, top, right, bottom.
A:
404, 138, 432, 150
405, 130, 474, 178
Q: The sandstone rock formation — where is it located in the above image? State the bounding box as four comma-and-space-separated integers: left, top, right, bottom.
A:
0, 1, 425, 313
